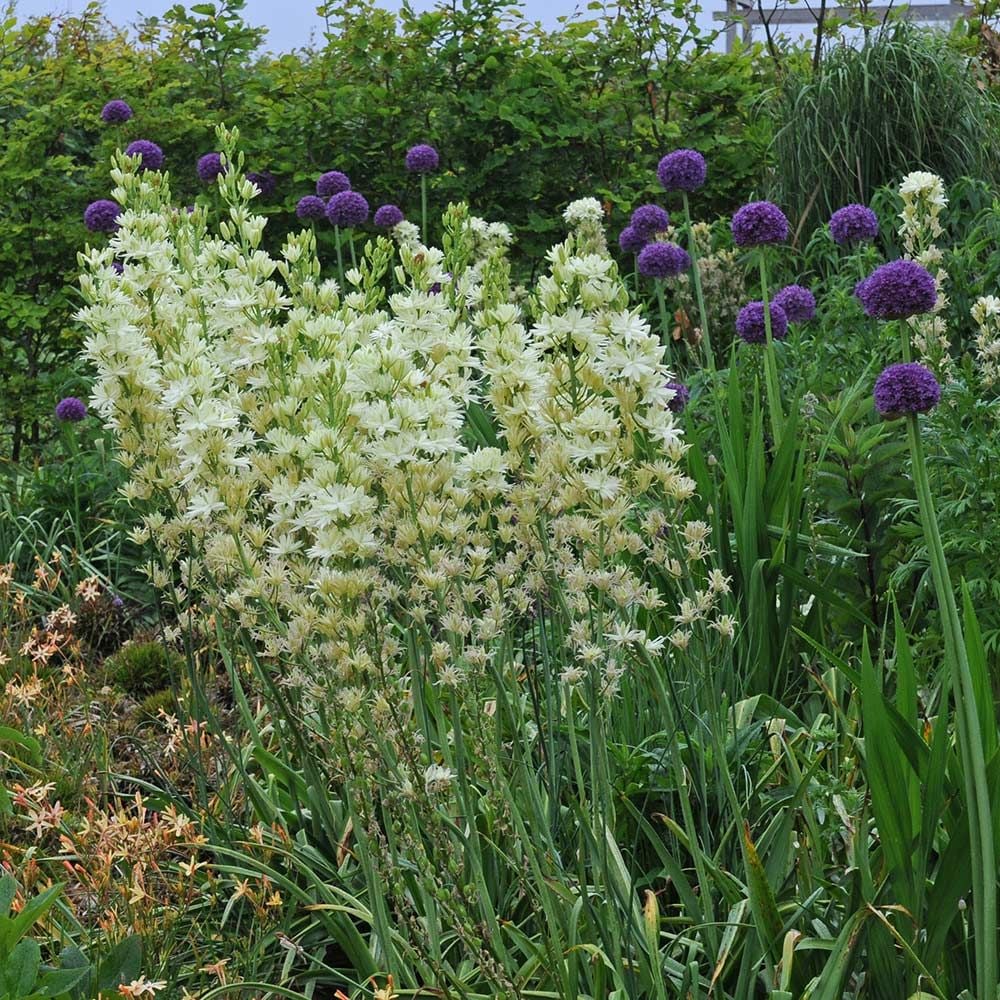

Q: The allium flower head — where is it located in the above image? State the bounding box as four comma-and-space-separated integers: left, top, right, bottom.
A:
874, 362, 941, 419
665, 381, 690, 413
83, 199, 122, 233
246, 171, 277, 197
101, 100, 133, 124
55, 397, 88, 422
735, 300, 788, 344
326, 190, 369, 227
197, 152, 227, 183
316, 170, 351, 197
111, 261, 124, 274
773, 284, 816, 323
618, 225, 647, 255
405, 144, 440, 173
855, 259, 937, 319
637, 241, 690, 279
296, 195, 327, 221
657, 149, 707, 192
124, 140, 164, 171
731, 201, 789, 247
373, 204, 405, 228
829, 204, 879, 246
630, 204, 670, 238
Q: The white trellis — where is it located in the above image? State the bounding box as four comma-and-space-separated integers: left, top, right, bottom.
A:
713, 1, 972, 53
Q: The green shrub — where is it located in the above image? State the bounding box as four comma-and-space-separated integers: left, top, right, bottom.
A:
106, 640, 184, 697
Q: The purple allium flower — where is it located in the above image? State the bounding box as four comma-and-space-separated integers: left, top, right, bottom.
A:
735, 300, 789, 344
373, 203, 405, 228
124, 140, 164, 171
101, 100, 133, 124
829, 203, 879, 246
637, 241, 691, 279
55, 397, 88, 422
855, 259, 937, 320
405, 143, 440, 173
296, 195, 327, 221
731, 201, 789, 247
111, 261, 124, 274
316, 170, 351, 197
618, 225, 648, 255
246, 170, 277, 198
874, 362, 941, 419
197, 152, 227, 183
630, 204, 670, 238
773, 284, 816, 323
657, 149, 707, 192
666, 381, 690, 414
326, 190, 369, 227
111, 595, 125, 611
83, 199, 122, 233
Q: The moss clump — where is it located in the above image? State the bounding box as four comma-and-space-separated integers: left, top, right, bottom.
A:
135, 687, 177, 722
106, 640, 184, 697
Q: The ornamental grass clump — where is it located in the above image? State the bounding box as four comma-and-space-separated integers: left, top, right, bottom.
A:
78, 127, 728, 995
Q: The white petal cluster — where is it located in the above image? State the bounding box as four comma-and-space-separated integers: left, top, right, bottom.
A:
971, 295, 1000, 390
78, 131, 726, 734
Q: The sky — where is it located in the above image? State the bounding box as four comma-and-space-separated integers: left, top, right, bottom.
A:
10, 0, 720, 51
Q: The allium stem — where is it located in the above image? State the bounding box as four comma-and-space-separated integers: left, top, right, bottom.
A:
334, 224, 345, 288
348, 235, 358, 272
758, 255, 785, 449
682, 193, 714, 372
655, 281, 671, 345
906, 412, 996, 998
421, 174, 428, 243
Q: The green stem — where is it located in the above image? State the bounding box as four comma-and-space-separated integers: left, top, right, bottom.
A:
334, 224, 345, 288
421, 174, 428, 243
758, 254, 784, 450
682, 192, 714, 372
906, 412, 996, 998
655, 281, 671, 344
348, 233, 358, 271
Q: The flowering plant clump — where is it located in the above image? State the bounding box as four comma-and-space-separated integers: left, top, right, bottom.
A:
971, 295, 1000, 389
637, 241, 690, 279
84, 200, 122, 233
373, 203, 405, 228
874, 361, 941, 418
730, 201, 789, 247
562, 196, 607, 254
735, 299, 788, 343
855, 258, 937, 320
829, 203, 879, 246
316, 170, 351, 197
405, 143, 440, 173
326, 190, 369, 227
123, 140, 164, 172
196, 152, 226, 183
101, 99, 133, 123
630, 204, 669, 238
656, 149, 707, 192
773, 284, 816, 323
295, 195, 327, 221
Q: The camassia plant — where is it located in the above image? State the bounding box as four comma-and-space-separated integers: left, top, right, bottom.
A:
77, 127, 737, 996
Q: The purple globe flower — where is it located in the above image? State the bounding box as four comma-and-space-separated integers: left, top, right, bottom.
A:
735, 300, 789, 344
637, 241, 691, 279
373, 203, 405, 228
124, 140, 164, 171
630, 204, 670, 238
657, 149, 707, 193
405, 143, 440, 173
874, 362, 941, 419
855, 259, 937, 320
731, 201, 789, 247
830, 204, 879, 246
101, 100, 133, 124
197, 152, 227, 183
316, 170, 351, 197
246, 170, 277, 198
83, 199, 122, 234
326, 190, 369, 227
666, 381, 690, 414
111, 260, 124, 274
773, 284, 816, 323
55, 397, 88, 422
618, 225, 648, 255
296, 195, 327, 221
